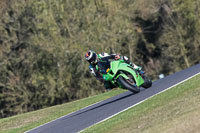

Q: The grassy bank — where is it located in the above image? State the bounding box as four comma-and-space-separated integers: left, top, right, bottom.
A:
0, 89, 126, 133
83, 74, 200, 133
1, 74, 199, 133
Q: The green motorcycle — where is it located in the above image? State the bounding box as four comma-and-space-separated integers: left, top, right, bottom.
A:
101, 59, 152, 93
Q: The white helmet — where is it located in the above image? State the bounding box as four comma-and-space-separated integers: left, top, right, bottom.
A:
85, 50, 97, 64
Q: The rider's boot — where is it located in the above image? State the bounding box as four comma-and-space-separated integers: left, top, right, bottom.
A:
132, 63, 144, 75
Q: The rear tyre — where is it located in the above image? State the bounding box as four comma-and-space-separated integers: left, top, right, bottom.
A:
117, 76, 140, 93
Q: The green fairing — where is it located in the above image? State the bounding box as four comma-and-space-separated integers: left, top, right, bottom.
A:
102, 59, 144, 88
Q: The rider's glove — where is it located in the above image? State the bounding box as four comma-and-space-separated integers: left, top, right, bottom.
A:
115, 54, 121, 60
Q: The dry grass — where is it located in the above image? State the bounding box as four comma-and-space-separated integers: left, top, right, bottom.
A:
140, 86, 200, 133
112, 92, 200, 133
0, 110, 48, 131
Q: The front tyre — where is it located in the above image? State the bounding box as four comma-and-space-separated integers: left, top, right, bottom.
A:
141, 76, 152, 88
117, 76, 140, 93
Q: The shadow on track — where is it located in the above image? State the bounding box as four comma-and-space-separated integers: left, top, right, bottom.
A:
62, 92, 135, 120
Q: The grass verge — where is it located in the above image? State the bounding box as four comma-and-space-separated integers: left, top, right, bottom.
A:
0, 89, 126, 133
82, 74, 200, 133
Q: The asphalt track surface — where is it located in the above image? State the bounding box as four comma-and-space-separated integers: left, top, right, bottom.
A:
26, 64, 200, 133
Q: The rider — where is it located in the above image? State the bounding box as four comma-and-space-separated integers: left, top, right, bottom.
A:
85, 50, 143, 90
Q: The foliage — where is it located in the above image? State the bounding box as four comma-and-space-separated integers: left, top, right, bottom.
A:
0, 0, 199, 118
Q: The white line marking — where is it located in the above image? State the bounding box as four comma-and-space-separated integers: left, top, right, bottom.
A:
79, 72, 200, 133
24, 100, 103, 133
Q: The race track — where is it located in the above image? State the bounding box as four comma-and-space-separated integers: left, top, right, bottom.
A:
26, 64, 200, 133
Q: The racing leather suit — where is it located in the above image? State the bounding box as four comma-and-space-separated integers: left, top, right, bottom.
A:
89, 53, 141, 90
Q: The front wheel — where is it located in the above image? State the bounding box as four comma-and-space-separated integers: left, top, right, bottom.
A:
141, 76, 152, 88
116, 76, 140, 93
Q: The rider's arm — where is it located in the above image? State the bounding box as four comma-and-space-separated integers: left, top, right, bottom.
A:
89, 65, 104, 83
99, 53, 117, 60
89, 65, 96, 76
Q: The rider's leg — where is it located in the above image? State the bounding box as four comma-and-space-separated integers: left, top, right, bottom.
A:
132, 63, 142, 71
122, 56, 142, 70
122, 56, 144, 74
133, 63, 144, 75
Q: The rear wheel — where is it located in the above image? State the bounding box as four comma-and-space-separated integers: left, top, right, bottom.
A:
117, 76, 140, 93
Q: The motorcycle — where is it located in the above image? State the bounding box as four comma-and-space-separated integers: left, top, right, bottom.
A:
101, 59, 152, 93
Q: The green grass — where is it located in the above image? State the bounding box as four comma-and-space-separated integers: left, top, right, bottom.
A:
82, 74, 200, 133
0, 89, 126, 133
